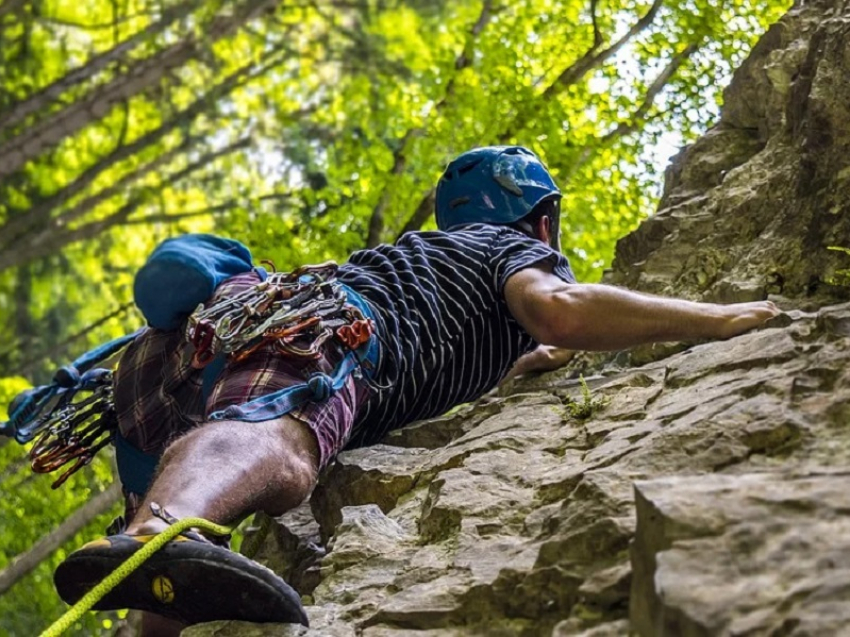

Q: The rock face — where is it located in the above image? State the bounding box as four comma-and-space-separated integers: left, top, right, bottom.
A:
608, 0, 850, 307
631, 473, 850, 636
186, 1, 850, 635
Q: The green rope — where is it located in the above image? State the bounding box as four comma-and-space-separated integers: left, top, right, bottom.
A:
239, 512, 273, 560
39, 516, 235, 637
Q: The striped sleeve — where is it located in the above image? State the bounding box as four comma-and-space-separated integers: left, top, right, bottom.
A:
490, 228, 576, 292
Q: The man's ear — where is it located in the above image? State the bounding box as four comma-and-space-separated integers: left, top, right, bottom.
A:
536, 215, 551, 245
537, 212, 561, 252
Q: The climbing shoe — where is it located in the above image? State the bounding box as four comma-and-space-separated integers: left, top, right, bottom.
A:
53, 533, 309, 626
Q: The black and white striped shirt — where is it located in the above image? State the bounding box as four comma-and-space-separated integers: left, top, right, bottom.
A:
338, 224, 575, 447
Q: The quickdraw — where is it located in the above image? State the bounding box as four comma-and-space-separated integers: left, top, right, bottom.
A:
186, 261, 374, 368
27, 370, 117, 489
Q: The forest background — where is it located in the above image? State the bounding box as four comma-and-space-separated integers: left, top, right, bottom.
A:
0, 0, 790, 634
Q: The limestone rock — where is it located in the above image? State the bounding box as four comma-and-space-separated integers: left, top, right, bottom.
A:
631, 473, 850, 636
607, 0, 850, 306
187, 301, 850, 636
186, 1, 850, 635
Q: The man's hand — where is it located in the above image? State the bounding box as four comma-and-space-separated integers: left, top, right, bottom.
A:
715, 301, 780, 339
503, 346, 575, 381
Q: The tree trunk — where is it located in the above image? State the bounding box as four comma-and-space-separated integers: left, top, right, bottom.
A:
0, 0, 201, 133
0, 0, 278, 178
0, 480, 122, 595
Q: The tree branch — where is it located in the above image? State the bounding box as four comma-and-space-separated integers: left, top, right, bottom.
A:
123, 202, 238, 225
365, 130, 413, 248
566, 42, 701, 180
540, 0, 664, 101
0, 46, 295, 253
0, 481, 121, 596
169, 137, 252, 183
0, 0, 201, 133
13, 303, 134, 378
589, 0, 603, 49
368, 0, 494, 246
0, 0, 26, 19
0, 0, 279, 178
398, 189, 436, 237
5, 139, 253, 269
122, 210, 215, 225
44, 135, 197, 231
395, 0, 668, 237
32, 10, 151, 31
124, 189, 297, 225
602, 42, 700, 142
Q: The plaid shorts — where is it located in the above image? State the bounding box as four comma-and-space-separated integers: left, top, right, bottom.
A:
113, 272, 371, 471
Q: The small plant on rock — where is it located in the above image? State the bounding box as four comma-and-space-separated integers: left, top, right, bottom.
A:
566, 375, 608, 420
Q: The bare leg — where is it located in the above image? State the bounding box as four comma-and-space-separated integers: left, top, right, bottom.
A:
125, 415, 320, 537
123, 416, 320, 636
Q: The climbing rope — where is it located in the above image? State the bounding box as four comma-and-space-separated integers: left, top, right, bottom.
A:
38, 515, 236, 637
239, 512, 274, 560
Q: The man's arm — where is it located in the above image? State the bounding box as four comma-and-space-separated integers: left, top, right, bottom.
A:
504, 266, 779, 350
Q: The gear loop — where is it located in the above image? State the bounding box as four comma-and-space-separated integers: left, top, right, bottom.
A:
307, 373, 333, 401
54, 365, 81, 388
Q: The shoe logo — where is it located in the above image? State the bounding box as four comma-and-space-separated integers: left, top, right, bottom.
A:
152, 575, 175, 604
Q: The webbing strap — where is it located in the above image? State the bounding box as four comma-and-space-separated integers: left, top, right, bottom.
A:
208, 348, 364, 422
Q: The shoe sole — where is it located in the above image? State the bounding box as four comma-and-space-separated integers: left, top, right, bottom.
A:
53, 538, 308, 626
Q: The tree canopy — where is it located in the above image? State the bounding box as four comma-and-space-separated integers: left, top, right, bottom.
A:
0, 0, 790, 633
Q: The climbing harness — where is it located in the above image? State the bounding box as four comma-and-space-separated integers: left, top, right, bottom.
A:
2, 257, 377, 489
187, 262, 378, 423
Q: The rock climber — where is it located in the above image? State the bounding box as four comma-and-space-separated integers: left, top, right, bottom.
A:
52, 145, 779, 635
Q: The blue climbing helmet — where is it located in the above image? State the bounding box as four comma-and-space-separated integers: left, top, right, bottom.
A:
435, 146, 561, 231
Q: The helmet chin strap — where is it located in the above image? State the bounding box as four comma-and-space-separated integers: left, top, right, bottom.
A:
548, 201, 562, 252
513, 217, 561, 252
550, 229, 562, 252
514, 219, 535, 236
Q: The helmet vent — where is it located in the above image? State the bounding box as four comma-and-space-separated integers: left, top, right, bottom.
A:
449, 196, 471, 209
457, 159, 483, 176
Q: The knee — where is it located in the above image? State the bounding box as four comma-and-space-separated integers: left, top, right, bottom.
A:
159, 420, 319, 506
282, 451, 319, 506
255, 423, 321, 511
160, 422, 237, 463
